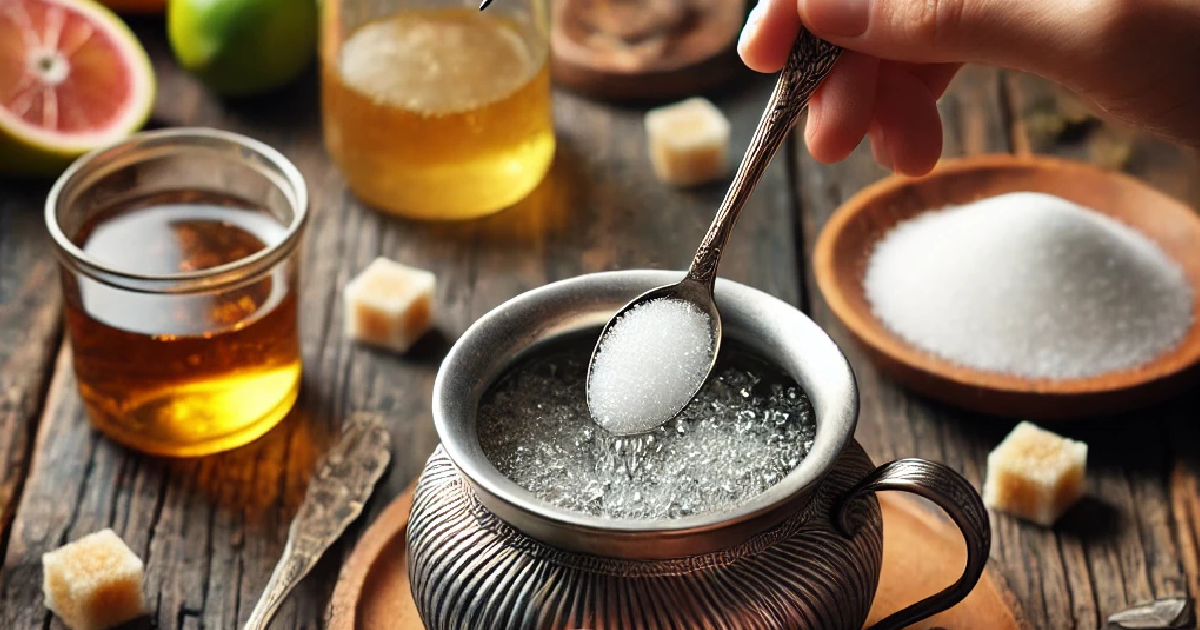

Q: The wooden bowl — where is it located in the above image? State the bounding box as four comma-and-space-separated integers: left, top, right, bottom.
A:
812, 154, 1200, 420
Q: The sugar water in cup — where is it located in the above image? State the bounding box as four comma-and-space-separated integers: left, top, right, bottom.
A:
46, 129, 308, 458
320, 0, 555, 219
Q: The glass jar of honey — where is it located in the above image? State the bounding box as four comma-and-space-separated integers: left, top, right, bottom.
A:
320, 0, 555, 220
45, 128, 309, 458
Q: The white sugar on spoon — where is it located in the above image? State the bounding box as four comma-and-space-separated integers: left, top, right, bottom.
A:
587, 298, 716, 435
585, 31, 842, 436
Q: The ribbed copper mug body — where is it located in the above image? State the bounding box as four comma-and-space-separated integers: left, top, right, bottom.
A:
406, 271, 991, 630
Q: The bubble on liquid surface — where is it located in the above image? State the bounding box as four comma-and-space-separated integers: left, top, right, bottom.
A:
478, 349, 817, 520
588, 298, 716, 435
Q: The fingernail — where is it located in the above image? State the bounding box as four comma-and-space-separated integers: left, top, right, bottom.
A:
737, 1, 769, 54
800, 0, 870, 38
872, 146, 895, 172
870, 126, 894, 171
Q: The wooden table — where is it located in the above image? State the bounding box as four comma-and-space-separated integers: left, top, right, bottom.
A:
2, 18, 1198, 630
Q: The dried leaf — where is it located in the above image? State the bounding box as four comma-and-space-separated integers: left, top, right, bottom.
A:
1107, 597, 1195, 630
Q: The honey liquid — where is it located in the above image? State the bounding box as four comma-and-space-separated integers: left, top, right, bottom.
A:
63, 189, 301, 457
321, 8, 556, 219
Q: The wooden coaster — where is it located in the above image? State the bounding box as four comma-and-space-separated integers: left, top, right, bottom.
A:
327, 482, 420, 630
328, 483, 1029, 630
550, 0, 749, 102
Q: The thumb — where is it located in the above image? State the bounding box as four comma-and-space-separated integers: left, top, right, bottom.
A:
796, 0, 1099, 77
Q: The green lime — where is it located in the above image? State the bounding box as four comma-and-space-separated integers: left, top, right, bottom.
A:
168, 0, 317, 97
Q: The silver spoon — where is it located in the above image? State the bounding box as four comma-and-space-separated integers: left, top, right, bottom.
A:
586, 30, 843, 436
242, 414, 391, 630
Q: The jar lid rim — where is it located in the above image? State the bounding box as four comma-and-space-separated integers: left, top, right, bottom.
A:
44, 127, 309, 295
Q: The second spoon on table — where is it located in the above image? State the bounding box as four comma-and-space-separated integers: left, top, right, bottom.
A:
585, 30, 843, 437
241, 414, 392, 630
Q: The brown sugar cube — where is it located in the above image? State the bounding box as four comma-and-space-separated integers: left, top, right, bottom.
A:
982, 421, 1088, 526
644, 97, 730, 186
42, 529, 147, 630
344, 257, 436, 353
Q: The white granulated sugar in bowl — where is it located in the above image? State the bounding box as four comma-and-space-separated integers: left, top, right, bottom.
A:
588, 298, 715, 435
862, 191, 1194, 380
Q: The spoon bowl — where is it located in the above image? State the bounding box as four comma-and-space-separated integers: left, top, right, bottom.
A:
586, 29, 843, 432
586, 278, 722, 436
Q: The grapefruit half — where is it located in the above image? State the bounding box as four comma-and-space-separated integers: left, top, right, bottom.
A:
0, 0, 155, 177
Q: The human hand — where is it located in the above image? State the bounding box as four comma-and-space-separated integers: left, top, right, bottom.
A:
737, 0, 1200, 176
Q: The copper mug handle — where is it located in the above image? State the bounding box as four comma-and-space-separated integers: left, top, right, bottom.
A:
835, 459, 992, 630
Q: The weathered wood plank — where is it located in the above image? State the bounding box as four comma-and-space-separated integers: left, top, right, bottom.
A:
793, 67, 1199, 630
0, 16, 799, 629
1171, 414, 1200, 604
0, 179, 64, 566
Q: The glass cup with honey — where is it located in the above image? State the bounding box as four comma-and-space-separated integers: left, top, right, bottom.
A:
320, 0, 555, 220
45, 128, 309, 458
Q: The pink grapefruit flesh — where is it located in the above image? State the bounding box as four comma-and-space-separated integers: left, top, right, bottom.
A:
0, 0, 154, 176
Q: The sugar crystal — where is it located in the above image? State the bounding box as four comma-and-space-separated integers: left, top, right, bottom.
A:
863, 192, 1193, 379
588, 298, 715, 435
982, 421, 1088, 526
479, 347, 816, 519
42, 529, 147, 630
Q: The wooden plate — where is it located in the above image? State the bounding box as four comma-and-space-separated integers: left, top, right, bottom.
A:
813, 154, 1200, 420
327, 482, 420, 630
550, 0, 748, 102
327, 481, 1030, 630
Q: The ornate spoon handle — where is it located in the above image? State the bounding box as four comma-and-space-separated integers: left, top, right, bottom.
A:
686, 30, 842, 288
242, 414, 392, 630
